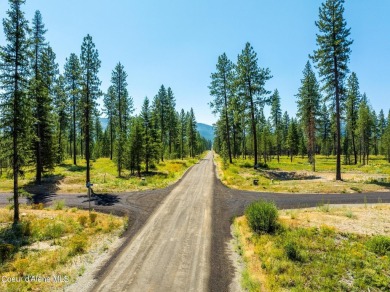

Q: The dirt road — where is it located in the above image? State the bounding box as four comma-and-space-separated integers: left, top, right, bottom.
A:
93, 152, 214, 292
1, 150, 390, 291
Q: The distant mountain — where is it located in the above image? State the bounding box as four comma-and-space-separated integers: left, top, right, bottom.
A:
100, 118, 214, 142
197, 123, 214, 142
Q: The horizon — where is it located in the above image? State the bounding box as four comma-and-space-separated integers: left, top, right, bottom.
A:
0, 0, 389, 124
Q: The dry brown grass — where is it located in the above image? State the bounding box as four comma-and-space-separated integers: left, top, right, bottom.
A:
280, 204, 390, 236
0, 206, 126, 291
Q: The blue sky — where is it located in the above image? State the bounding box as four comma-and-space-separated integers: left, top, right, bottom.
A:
1, 0, 389, 125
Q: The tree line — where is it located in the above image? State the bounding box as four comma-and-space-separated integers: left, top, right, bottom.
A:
0, 0, 209, 224
210, 0, 390, 177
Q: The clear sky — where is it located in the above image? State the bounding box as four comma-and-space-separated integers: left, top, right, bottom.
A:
1, 0, 389, 125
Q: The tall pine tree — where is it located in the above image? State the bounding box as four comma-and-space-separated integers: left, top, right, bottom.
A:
80, 34, 101, 185
209, 53, 235, 163
64, 53, 81, 165
0, 0, 32, 223
236, 42, 272, 168
311, 0, 353, 180
296, 61, 321, 171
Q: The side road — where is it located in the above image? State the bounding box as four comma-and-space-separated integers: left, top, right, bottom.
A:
1, 153, 390, 291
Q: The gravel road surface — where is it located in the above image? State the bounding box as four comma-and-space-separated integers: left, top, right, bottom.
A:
1, 151, 390, 292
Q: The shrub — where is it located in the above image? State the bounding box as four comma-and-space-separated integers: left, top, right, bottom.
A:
53, 200, 65, 210
68, 235, 88, 255
78, 215, 88, 227
89, 213, 97, 224
245, 200, 278, 233
32, 203, 44, 210
366, 235, 390, 256
284, 241, 302, 262
0, 243, 15, 262
45, 222, 65, 239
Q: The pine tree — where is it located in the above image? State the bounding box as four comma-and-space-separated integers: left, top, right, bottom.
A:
371, 110, 379, 156
270, 89, 283, 162
103, 86, 116, 160
93, 116, 104, 159
128, 116, 143, 176
38, 46, 57, 172
287, 118, 299, 162
166, 87, 177, 158
0, 0, 32, 224
345, 72, 360, 164
64, 53, 81, 165
53, 74, 69, 163
281, 111, 290, 155
111, 62, 133, 177
30, 11, 57, 184
141, 97, 153, 172
311, 0, 353, 180
209, 53, 235, 163
80, 34, 101, 185
296, 61, 321, 171
356, 96, 373, 165
187, 108, 197, 158
155, 85, 169, 161
236, 42, 272, 167
179, 109, 187, 159
378, 109, 386, 155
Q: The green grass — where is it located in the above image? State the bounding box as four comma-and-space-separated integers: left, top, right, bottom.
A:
0, 153, 206, 193
235, 215, 390, 291
215, 154, 390, 193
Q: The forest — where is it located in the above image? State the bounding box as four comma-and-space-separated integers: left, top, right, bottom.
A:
0, 1, 210, 223
210, 7, 390, 176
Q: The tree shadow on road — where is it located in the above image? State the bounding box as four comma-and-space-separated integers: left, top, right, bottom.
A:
77, 190, 120, 206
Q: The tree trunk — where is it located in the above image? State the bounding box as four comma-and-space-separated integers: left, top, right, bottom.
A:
73, 91, 77, 165
249, 90, 258, 168
333, 53, 342, 180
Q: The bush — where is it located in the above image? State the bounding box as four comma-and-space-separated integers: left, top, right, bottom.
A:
366, 235, 390, 256
245, 200, 278, 233
68, 235, 88, 255
45, 222, 65, 239
78, 215, 88, 227
284, 241, 302, 262
89, 213, 97, 224
32, 203, 44, 210
0, 243, 15, 262
53, 200, 65, 210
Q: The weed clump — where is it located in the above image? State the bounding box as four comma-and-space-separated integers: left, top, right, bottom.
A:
68, 235, 88, 255
89, 212, 97, 224
366, 235, 390, 256
245, 200, 278, 233
78, 215, 88, 227
284, 241, 304, 262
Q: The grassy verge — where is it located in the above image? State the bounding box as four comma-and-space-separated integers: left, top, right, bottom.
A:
215, 154, 390, 193
233, 204, 390, 291
0, 153, 206, 193
0, 205, 126, 291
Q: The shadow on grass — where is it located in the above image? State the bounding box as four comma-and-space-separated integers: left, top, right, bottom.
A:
138, 171, 169, 178
0, 222, 30, 264
60, 164, 87, 172
369, 180, 390, 190
23, 174, 65, 196
260, 170, 321, 181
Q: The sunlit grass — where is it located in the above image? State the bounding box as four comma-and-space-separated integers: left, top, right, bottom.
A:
234, 208, 390, 291
0, 205, 126, 291
0, 153, 206, 193
215, 154, 390, 193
